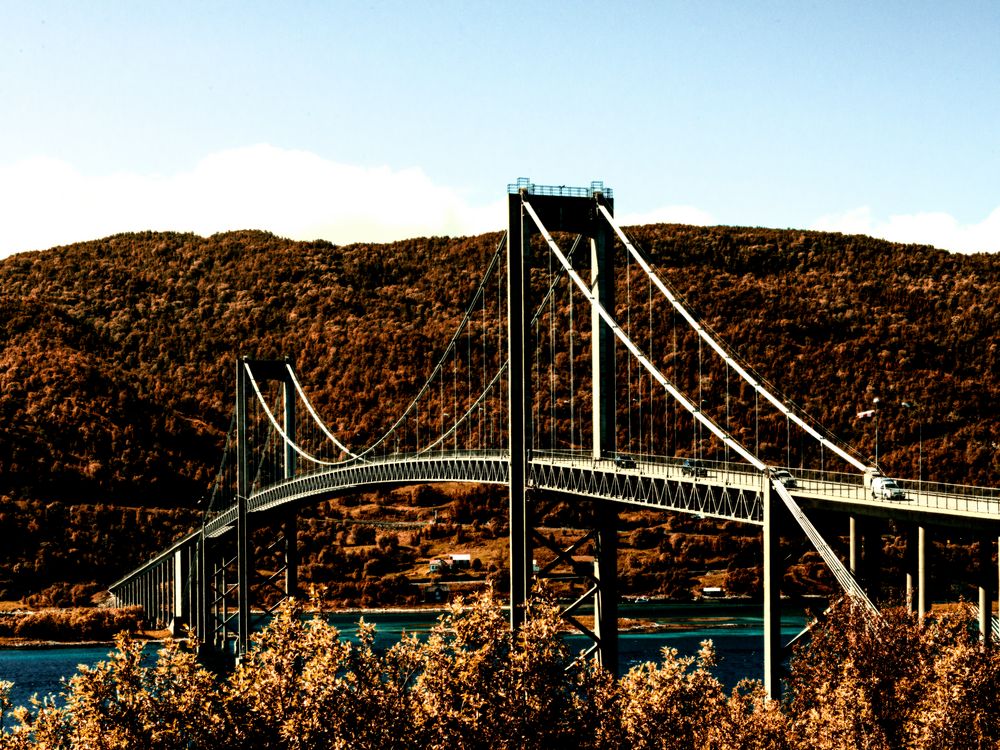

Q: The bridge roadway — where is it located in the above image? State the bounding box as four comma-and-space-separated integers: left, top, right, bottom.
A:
115, 450, 1000, 588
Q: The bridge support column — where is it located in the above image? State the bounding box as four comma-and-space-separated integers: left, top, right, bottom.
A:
236, 358, 252, 659
849, 516, 859, 576
593, 504, 619, 674
763, 479, 782, 699
507, 191, 532, 631
979, 536, 992, 646
284, 513, 299, 600
904, 524, 917, 613
508, 181, 618, 664
171, 548, 190, 636
590, 192, 618, 670
197, 533, 217, 655
590, 201, 616, 463
918, 525, 927, 621
283, 374, 299, 600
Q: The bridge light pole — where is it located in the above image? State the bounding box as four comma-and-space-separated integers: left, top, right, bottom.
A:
873, 397, 880, 468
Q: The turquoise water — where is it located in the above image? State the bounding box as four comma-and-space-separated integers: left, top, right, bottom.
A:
0, 603, 806, 712
0, 645, 133, 713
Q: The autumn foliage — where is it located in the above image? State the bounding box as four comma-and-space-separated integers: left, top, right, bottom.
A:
3, 593, 1000, 749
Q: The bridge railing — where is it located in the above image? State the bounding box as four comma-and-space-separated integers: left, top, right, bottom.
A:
894, 477, 1000, 513
534, 449, 763, 487
773, 466, 1000, 516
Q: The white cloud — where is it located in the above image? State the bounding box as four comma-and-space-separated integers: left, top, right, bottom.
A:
0, 145, 507, 258
618, 204, 715, 227
4, 149, 996, 258
810, 205, 1000, 254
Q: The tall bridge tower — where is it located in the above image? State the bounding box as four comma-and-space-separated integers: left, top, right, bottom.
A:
508, 179, 621, 670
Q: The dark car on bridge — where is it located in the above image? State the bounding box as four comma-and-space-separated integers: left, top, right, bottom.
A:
681, 459, 708, 477
773, 469, 798, 489
614, 454, 637, 470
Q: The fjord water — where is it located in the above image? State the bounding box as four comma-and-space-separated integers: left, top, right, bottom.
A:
0, 603, 807, 711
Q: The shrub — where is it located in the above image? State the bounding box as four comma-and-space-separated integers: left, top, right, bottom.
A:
5, 595, 1000, 748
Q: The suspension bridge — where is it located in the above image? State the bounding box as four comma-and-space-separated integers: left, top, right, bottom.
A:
110, 180, 1000, 697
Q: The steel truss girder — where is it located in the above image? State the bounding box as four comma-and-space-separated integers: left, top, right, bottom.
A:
243, 453, 510, 520
529, 463, 764, 524
112, 455, 759, 619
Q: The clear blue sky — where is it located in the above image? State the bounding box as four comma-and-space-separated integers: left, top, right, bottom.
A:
2, 1, 998, 255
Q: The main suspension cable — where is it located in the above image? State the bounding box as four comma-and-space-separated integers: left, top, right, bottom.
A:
595, 204, 868, 473
521, 198, 765, 471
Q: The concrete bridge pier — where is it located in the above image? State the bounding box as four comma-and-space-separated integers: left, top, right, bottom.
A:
918, 525, 928, 620
904, 523, 917, 613
282, 370, 298, 601
170, 546, 190, 636
284, 511, 299, 600
979, 536, 993, 645
903, 523, 929, 619
593, 504, 619, 674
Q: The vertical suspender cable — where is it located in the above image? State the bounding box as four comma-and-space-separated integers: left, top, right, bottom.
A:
467, 326, 472, 447
671, 306, 676, 455
566, 270, 582, 450
627, 247, 632, 453
726, 362, 731, 478
755, 389, 760, 458
648, 274, 653, 457
637, 269, 643, 456
548, 241, 556, 450
481, 285, 487, 450
499, 257, 503, 448
521, 198, 765, 471
453, 353, 458, 450
787, 413, 791, 468
698, 336, 703, 462
534, 317, 540, 454
596, 205, 869, 473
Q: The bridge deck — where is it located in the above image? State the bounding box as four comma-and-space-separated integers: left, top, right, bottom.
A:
110, 450, 1000, 592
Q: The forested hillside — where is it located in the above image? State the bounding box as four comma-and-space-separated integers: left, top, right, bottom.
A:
0, 225, 997, 602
